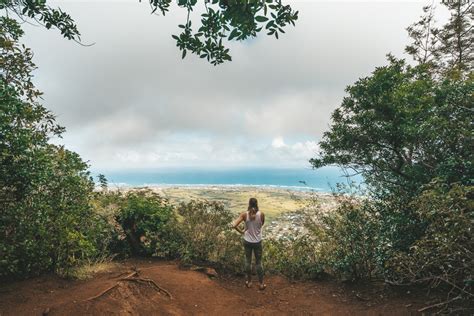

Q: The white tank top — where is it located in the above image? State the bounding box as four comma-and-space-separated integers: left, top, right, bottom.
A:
244, 211, 263, 243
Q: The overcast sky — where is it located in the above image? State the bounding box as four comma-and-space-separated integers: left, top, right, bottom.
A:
22, 0, 433, 170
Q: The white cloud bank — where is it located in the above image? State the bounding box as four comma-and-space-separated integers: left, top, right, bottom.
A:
25, 1, 428, 170
82, 135, 320, 169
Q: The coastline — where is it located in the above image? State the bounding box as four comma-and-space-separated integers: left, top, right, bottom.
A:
106, 183, 334, 195
105, 185, 338, 239
94, 166, 359, 194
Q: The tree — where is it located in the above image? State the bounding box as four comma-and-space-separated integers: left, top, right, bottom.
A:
1, 16, 109, 277
405, 1, 473, 77
313, 0, 473, 196
1, 0, 298, 65
437, 0, 473, 76
310, 56, 473, 195
405, 4, 440, 66
310, 3, 473, 306
97, 174, 108, 192
1, 16, 64, 202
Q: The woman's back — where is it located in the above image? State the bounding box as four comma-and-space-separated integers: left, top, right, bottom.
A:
232, 197, 266, 290
244, 211, 262, 243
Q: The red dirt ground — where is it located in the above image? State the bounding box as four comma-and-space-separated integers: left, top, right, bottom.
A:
0, 259, 433, 315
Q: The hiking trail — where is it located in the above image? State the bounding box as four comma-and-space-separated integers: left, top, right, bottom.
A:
0, 259, 430, 315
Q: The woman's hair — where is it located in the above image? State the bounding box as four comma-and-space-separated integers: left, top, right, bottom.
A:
247, 198, 259, 221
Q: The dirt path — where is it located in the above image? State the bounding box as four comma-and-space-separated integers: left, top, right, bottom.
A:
0, 260, 427, 315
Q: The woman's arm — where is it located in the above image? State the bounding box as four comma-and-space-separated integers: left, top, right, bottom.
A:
261, 212, 265, 226
233, 212, 246, 235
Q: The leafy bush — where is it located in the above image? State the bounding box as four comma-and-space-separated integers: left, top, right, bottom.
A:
176, 200, 242, 270
104, 197, 244, 271
302, 195, 379, 281
265, 236, 323, 279
0, 147, 111, 277
110, 190, 180, 258
387, 182, 474, 298
173, 199, 325, 278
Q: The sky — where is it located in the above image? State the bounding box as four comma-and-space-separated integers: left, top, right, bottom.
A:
22, 0, 433, 170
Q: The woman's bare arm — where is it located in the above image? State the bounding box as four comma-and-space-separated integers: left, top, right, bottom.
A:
261, 212, 265, 226
233, 212, 246, 235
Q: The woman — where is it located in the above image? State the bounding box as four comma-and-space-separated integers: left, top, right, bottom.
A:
233, 197, 266, 290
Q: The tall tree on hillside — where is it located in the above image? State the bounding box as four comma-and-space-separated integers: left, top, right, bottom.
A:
0, 15, 108, 277
437, 0, 473, 76
310, 3, 473, 305
313, 0, 473, 194
405, 0, 473, 76
310, 57, 473, 195
405, 4, 440, 66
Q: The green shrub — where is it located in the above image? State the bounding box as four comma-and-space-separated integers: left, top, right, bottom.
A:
92, 193, 244, 270
303, 195, 379, 280
176, 200, 241, 269
387, 182, 473, 298
173, 199, 324, 277
0, 147, 111, 278
171, 199, 327, 278
113, 190, 180, 258
265, 236, 323, 279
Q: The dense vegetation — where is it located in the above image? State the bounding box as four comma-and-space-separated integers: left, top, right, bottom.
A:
91, 189, 326, 279
0, 16, 109, 277
310, 1, 473, 311
1, 0, 472, 313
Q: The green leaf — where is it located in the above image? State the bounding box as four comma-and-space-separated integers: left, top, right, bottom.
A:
255, 16, 269, 22
228, 28, 240, 41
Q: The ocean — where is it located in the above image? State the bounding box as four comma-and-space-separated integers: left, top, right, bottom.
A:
95, 166, 362, 192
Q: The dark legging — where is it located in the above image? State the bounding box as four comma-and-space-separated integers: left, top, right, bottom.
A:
243, 240, 264, 283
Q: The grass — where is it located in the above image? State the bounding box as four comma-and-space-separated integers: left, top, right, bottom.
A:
155, 186, 312, 221
69, 260, 117, 280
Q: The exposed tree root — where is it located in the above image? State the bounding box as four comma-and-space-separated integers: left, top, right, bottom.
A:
119, 278, 173, 299
418, 296, 461, 312
122, 270, 139, 279
84, 268, 172, 301
84, 284, 119, 301
355, 294, 370, 301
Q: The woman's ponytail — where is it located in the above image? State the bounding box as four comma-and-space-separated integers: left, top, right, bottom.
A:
248, 198, 259, 221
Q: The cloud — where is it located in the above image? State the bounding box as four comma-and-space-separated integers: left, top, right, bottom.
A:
24, 1, 425, 169
84, 134, 319, 169
272, 137, 286, 149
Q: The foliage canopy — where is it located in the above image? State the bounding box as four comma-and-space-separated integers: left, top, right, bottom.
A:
1, 0, 298, 65
311, 57, 473, 195
310, 1, 473, 309
0, 12, 109, 278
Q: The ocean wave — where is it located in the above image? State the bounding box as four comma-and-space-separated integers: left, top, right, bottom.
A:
105, 182, 325, 192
